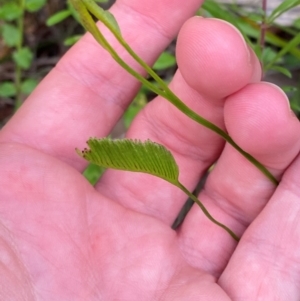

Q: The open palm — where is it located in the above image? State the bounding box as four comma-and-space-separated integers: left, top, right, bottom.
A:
1, 1, 300, 300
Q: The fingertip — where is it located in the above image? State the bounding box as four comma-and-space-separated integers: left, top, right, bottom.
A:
176, 17, 253, 99
224, 82, 300, 166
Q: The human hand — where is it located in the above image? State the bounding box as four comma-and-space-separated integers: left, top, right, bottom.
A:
1, 1, 300, 300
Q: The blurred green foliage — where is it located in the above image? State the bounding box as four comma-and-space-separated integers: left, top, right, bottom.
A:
83, 163, 105, 185
0, 0, 44, 108
201, 0, 300, 114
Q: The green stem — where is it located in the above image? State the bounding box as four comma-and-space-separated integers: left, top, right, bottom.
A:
259, 0, 267, 55
178, 182, 240, 241
71, 0, 278, 186
14, 0, 25, 111
82, 0, 170, 92
166, 91, 278, 185
72, 0, 166, 97
97, 33, 165, 97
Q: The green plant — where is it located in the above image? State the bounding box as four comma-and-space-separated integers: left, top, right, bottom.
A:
66, 0, 275, 240
201, 0, 300, 70
0, 0, 46, 110
71, 0, 300, 239
77, 138, 240, 240
83, 162, 105, 185
201, 0, 300, 114
75, 0, 277, 175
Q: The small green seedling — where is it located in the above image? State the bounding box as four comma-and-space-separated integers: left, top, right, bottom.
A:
77, 138, 239, 241
70, 0, 281, 240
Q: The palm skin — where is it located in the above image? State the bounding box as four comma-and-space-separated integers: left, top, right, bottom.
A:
1, 1, 300, 300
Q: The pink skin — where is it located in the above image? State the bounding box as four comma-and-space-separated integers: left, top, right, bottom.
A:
0, 0, 300, 299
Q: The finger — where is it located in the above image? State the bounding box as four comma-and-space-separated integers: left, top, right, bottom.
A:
177, 82, 300, 276
0, 0, 203, 170
96, 17, 259, 224
219, 154, 300, 300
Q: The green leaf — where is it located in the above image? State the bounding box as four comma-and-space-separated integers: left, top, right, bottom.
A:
267, 0, 300, 24
77, 138, 180, 185
12, 47, 33, 70
246, 12, 265, 23
153, 52, 176, 70
294, 18, 300, 29
269, 65, 292, 78
0, 81, 17, 97
83, 163, 105, 185
282, 86, 297, 93
82, 0, 121, 35
0, 3, 22, 21
237, 20, 300, 60
69, 0, 108, 49
25, 0, 46, 12
77, 137, 239, 240
265, 31, 300, 70
2, 24, 21, 47
291, 102, 300, 113
46, 10, 72, 26
77, 137, 240, 240
261, 47, 278, 66
70, 0, 278, 187
67, 0, 82, 23
289, 87, 300, 113
64, 35, 82, 46
123, 92, 147, 129
21, 78, 38, 95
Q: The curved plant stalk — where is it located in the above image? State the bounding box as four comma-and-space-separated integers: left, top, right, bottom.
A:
70, 0, 278, 186
77, 138, 240, 241
178, 183, 239, 241
69, 0, 164, 96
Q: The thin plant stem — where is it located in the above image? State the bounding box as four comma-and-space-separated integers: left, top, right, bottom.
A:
165, 91, 278, 186
103, 19, 278, 184
71, 0, 278, 186
259, 0, 268, 60
82, 0, 169, 92
71, 0, 166, 97
178, 182, 240, 241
